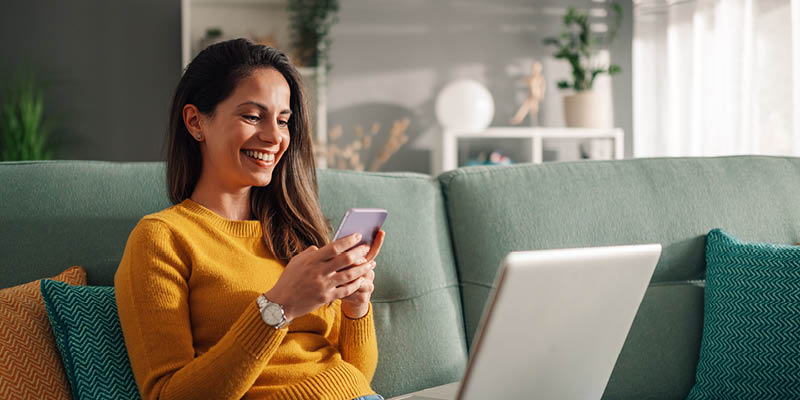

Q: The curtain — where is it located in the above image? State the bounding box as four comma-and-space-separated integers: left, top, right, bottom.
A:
633, 0, 800, 157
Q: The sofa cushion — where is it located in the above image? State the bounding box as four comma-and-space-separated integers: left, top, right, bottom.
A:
688, 229, 800, 399
0, 266, 86, 400
317, 169, 467, 398
41, 280, 139, 400
438, 156, 800, 399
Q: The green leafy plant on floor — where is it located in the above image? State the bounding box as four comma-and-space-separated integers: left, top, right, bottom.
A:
542, 1, 623, 92
287, 0, 340, 70
0, 71, 53, 160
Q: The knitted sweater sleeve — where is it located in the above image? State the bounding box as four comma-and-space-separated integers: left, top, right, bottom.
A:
337, 302, 379, 382
114, 219, 287, 400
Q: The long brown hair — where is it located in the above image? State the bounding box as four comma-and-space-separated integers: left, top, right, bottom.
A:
165, 38, 330, 263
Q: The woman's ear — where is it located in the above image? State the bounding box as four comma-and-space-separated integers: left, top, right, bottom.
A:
182, 104, 204, 141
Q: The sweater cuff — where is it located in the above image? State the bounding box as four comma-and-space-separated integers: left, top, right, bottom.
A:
228, 300, 287, 360
340, 302, 375, 347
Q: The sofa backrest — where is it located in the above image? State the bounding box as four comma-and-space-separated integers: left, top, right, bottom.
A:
438, 155, 800, 399
0, 161, 172, 287
0, 160, 467, 399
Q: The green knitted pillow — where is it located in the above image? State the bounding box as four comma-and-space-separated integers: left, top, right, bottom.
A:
688, 229, 800, 399
40, 280, 140, 400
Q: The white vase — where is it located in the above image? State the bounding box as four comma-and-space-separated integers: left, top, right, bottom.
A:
563, 91, 613, 128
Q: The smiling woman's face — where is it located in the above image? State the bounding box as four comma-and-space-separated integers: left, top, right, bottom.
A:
196, 67, 292, 190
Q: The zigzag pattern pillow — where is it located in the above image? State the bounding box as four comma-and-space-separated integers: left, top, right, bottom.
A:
41, 280, 140, 400
688, 229, 800, 399
0, 266, 86, 400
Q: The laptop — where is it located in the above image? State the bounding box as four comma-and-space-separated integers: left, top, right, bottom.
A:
391, 244, 662, 400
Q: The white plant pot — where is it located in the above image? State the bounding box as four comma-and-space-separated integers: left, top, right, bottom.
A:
563, 91, 613, 128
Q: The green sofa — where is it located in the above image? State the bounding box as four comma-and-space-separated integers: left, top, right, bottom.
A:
3, 156, 800, 399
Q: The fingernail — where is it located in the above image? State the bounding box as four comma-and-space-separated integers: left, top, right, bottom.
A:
371, 261, 376, 268
355, 233, 362, 241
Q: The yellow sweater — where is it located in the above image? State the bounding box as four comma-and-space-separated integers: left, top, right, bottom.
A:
114, 198, 378, 400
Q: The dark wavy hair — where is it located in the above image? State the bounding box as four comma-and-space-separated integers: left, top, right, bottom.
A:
166, 38, 330, 263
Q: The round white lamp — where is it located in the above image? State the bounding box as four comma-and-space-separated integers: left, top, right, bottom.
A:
435, 79, 495, 133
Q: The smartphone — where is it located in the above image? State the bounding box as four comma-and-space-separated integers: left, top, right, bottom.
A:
333, 208, 388, 249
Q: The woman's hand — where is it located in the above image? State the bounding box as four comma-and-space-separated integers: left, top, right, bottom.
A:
342, 230, 385, 319
263, 233, 376, 322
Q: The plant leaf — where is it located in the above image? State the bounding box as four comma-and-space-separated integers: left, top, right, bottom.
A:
0, 69, 53, 161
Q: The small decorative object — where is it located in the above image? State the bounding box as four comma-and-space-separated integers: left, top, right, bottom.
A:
198, 27, 225, 53
465, 151, 512, 166
0, 69, 54, 161
511, 61, 546, 126
435, 79, 495, 133
205, 27, 222, 40
488, 151, 512, 165
287, 0, 340, 70
316, 119, 410, 172
543, 2, 623, 128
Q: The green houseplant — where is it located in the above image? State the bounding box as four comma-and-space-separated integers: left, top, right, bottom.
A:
542, 2, 623, 128
286, 0, 339, 169
0, 71, 54, 160
287, 0, 340, 70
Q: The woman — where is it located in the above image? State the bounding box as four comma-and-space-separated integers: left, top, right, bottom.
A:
114, 38, 386, 400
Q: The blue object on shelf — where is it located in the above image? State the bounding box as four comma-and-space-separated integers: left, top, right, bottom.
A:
464, 150, 512, 166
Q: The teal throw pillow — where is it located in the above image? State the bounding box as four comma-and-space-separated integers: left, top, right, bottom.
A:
40, 279, 140, 400
688, 229, 800, 399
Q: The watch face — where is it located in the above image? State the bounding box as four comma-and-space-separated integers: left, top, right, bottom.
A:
262, 303, 283, 326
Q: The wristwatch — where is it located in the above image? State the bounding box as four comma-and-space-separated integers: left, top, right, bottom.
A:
256, 294, 289, 329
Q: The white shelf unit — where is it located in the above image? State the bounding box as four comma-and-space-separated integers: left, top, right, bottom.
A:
180, 0, 327, 168
436, 127, 624, 175
181, 0, 291, 71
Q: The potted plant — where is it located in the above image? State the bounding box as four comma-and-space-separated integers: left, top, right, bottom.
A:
198, 27, 225, 54
0, 70, 54, 161
543, 2, 622, 128
287, 0, 340, 71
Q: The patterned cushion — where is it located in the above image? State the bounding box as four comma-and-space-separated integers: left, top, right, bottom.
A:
688, 229, 800, 399
0, 266, 86, 400
40, 280, 140, 400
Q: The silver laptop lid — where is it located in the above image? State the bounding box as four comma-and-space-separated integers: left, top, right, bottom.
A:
458, 244, 662, 400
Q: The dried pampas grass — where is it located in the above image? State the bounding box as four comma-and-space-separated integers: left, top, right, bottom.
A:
315, 118, 409, 172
